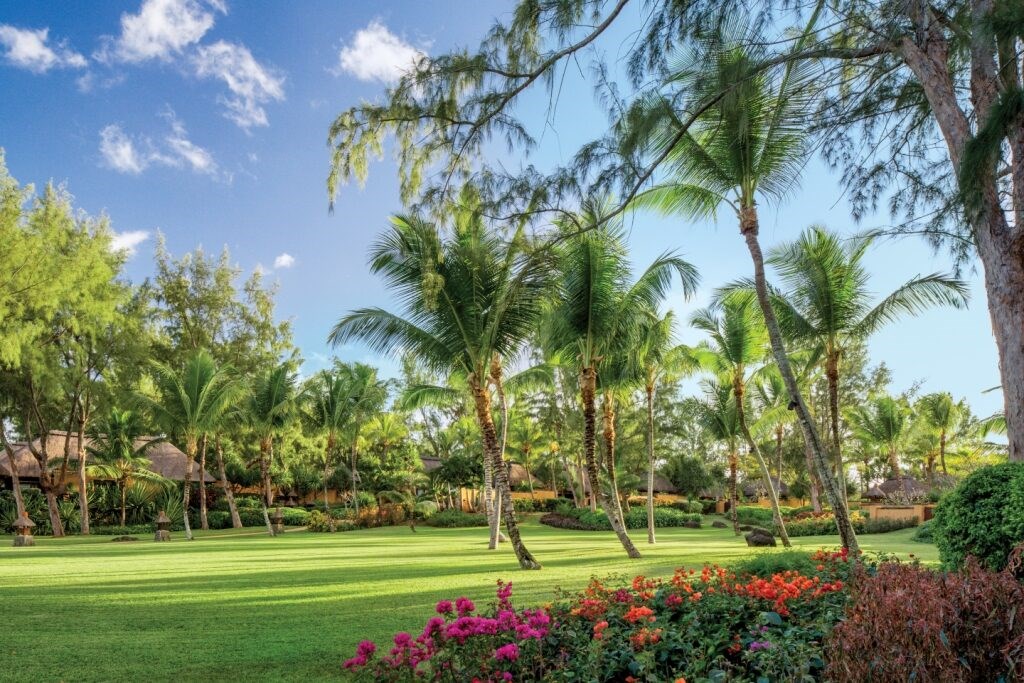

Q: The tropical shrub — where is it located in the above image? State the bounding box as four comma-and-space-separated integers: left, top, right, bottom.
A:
540, 506, 701, 531
344, 550, 856, 681
825, 555, 1024, 681
424, 510, 489, 528
783, 514, 917, 537
912, 519, 934, 543
306, 510, 357, 532
933, 462, 1024, 573
206, 510, 231, 529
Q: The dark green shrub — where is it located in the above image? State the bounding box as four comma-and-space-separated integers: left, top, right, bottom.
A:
512, 498, 537, 513
912, 519, 934, 543
933, 462, 1024, 573
541, 506, 701, 530
863, 516, 918, 534
280, 507, 310, 526
729, 550, 817, 576
735, 506, 775, 526
306, 510, 356, 532
686, 500, 703, 514
206, 510, 231, 529
425, 510, 489, 528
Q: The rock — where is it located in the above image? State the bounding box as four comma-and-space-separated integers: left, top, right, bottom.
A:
711, 520, 728, 529
154, 530, 171, 542
111, 536, 139, 542
683, 520, 701, 529
738, 524, 753, 531
745, 529, 777, 547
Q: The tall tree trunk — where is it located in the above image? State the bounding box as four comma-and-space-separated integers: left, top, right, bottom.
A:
775, 426, 784, 482
825, 352, 847, 498
739, 205, 859, 552
471, 379, 540, 570
120, 484, 127, 527
215, 435, 242, 528
645, 384, 656, 545
582, 367, 641, 558
483, 444, 500, 549
525, 452, 535, 499
76, 412, 90, 535
601, 391, 627, 529
893, 15, 1023, 463
733, 377, 791, 547
805, 441, 822, 513
323, 432, 335, 512
183, 437, 195, 541
198, 434, 209, 531
939, 429, 948, 474
491, 359, 509, 545
1, 433, 26, 518
351, 443, 360, 515
729, 444, 739, 535
260, 436, 275, 536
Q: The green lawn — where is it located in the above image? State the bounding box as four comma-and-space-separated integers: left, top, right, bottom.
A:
0, 517, 934, 682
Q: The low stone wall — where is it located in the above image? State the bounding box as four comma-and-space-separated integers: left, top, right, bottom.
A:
864, 504, 931, 523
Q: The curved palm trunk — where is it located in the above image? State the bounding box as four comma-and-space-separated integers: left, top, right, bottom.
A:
198, 434, 209, 531
729, 443, 739, 535
939, 429, 948, 475
645, 384, 656, 545
489, 364, 510, 546
805, 442, 822, 513
582, 367, 641, 558
214, 435, 242, 528
601, 391, 627, 528
471, 380, 540, 570
183, 436, 195, 541
739, 206, 859, 552
733, 378, 791, 547
482, 452, 498, 545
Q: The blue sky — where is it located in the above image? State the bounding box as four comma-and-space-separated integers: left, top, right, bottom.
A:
0, 1, 1002, 417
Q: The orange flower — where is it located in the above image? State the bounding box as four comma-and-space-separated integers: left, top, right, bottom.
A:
624, 605, 655, 624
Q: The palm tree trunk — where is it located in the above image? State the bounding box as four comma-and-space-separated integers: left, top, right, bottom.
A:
729, 445, 739, 535
582, 367, 641, 558
890, 447, 909, 502
602, 391, 627, 529
939, 430, 948, 474
525, 453, 535, 499
77, 440, 90, 535
351, 444, 360, 515
646, 384, 656, 545
483, 443, 500, 549
322, 433, 335, 512
120, 484, 127, 527
805, 442, 822, 513
215, 435, 242, 528
471, 380, 540, 570
825, 352, 848, 500
739, 206, 859, 552
775, 426, 783, 482
183, 437, 195, 541
733, 378, 791, 547
491, 364, 510, 545
260, 436, 275, 536
198, 434, 209, 531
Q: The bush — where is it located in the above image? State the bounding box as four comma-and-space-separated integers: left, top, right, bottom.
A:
424, 510, 489, 528
735, 505, 777, 526
912, 519, 934, 543
540, 506, 701, 531
306, 510, 357, 532
91, 524, 155, 535
206, 510, 231, 529
782, 513, 916, 537
933, 462, 1024, 573
825, 558, 1024, 681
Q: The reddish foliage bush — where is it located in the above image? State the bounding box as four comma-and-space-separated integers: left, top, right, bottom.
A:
825, 551, 1024, 682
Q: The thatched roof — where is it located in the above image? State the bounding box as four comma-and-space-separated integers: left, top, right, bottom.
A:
0, 431, 214, 483
864, 485, 887, 499
420, 456, 443, 473
875, 477, 928, 498
637, 474, 679, 494
508, 463, 539, 488
742, 477, 790, 498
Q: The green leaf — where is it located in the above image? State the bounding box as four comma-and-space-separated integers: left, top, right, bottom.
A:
762, 611, 783, 626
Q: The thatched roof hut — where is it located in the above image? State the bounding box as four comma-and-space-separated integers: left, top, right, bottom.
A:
637, 474, 679, 495
0, 431, 214, 483
866, 477, 929, 499
742, 476, 790, 499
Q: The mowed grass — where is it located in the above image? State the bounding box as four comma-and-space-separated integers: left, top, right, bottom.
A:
0, 517, 934, 682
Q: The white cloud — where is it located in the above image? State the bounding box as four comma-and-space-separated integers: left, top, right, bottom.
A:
0, 25, 86, 73
192, 41, 285, 130
100, 0, 223, 64
99, 125, 149, 174
273, 253, 295, 269
110, 230, 151, 256
98, 114, 221, 178
336, 20, 425, 83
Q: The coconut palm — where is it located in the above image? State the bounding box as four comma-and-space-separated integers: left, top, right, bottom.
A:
507, 414, 544, 499
632, 311, 697, 544
847, 395, 913, 501
546, 207, 698, 558
696, 378, 743, 534
630, 29, 858, 550
330, 211, 552, 570
917, 392, 967, 479
762, 226, 968, 493
137, 350, 242, 540
246, 362, 298, 535
86, 408, 169, 527
691, 292, 791, 546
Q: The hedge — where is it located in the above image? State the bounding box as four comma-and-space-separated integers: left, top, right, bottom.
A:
424, 510, 489, 528
540, 506, 701, 531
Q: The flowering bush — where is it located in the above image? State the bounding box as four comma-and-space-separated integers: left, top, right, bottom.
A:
343, 550, 858, 681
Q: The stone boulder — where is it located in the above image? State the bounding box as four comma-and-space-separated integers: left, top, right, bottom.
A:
711, 520, 728, 529
745, 528, 777, 547
738, 524, 753, 531
683, 520, 701, 529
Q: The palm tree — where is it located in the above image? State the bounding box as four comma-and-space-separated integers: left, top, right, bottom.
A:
507, 415, 544, 499
917, 392, 967, 479
246, 362, 298, 535
630, 31, 860, 550
847, 395, 913, 501
138, 350, 241, 540
696, 378, 743, 534
764, 226, 968, 494
632, 311, 697, 544
330, 211, 551, 570
86, 408, 169, 527
691, 293, 791, 546
547, 208, 698, 558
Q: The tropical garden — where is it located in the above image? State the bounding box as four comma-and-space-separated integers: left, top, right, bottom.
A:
3, 0, 1024, 681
